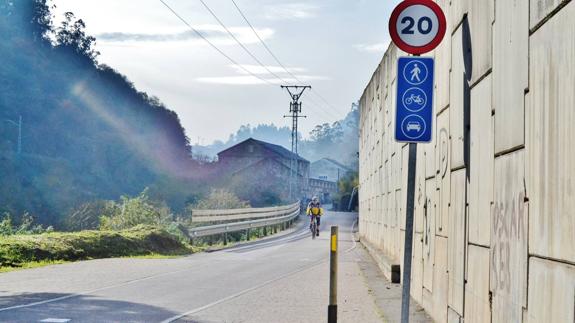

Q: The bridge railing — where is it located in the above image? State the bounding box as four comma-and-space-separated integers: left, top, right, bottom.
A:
187, 201, 301, 238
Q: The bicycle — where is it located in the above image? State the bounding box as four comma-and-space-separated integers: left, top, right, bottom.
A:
405, 94, 424, 105
309, 214, 319, 239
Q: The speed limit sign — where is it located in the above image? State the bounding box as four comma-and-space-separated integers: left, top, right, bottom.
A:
389, 0, 446, 54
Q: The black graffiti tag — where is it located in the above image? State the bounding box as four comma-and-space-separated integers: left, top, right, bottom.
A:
491, 191, 526, 293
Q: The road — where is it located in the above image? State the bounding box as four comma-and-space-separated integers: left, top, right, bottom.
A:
0, 212, 383, 323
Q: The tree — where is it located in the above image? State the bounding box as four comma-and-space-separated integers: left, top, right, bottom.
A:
55, 12, 99, 61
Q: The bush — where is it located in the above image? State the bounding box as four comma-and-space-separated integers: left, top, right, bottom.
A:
190, 189, 250, 210
0, 225, 190, 268
0, 213, 53, 236
99, 189, 173, 230
63, 201, 108, 231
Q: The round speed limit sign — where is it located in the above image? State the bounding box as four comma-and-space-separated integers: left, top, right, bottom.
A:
389, 0, 446, 54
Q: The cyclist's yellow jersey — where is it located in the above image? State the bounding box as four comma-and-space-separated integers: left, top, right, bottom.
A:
307, 205, 323, 216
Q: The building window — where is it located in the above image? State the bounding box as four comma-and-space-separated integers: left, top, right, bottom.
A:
248, 145, 254, 153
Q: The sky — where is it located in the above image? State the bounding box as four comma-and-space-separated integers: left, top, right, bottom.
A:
52, 0, 401, 144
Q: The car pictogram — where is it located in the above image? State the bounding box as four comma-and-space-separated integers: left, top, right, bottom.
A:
406, 121, 422, 132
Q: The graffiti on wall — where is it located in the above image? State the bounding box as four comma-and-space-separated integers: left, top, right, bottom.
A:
491, 190, 527, 293
438, 128, 449, 179
424, 196, 432, 258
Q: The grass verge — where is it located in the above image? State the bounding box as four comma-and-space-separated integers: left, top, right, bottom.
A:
0, 225, 192, 270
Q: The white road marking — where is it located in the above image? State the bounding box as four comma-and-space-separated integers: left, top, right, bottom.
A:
226, 226, 309, 252
159, 258, 328, 323
39, 319, 70, 322
0, 264, 212, 312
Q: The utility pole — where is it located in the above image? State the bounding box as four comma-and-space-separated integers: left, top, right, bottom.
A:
3, 115, 22, 155
282, 85, 310, 201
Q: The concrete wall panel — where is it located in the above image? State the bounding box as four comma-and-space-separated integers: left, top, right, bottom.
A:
448, 169, 466, 315
526, 257, 575, 322
464, 245, 491, 323
435, 109, 450, 237
400, 145, 408, 230
449, 0, 468, 33
491, 150, 527, 323
430, 236, 449, 323
468, 75, 493, 247
425, 141, 436, 179
530, 0, 569, 29
449, 26, 467, 170
448, 307, 462, 323
412, 232, 424, 304
493, 0, 529, 153
527, 1, 575, 263
423, 177, 437, 291
394, 189, 401, 260
415, 145, 426, 234
435, 0, 452, 111
469, 0, 494, 84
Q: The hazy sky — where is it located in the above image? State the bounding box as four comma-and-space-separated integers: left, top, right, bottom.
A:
52, 0, 400, 144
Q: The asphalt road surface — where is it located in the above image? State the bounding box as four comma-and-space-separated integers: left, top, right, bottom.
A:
0, 212, 383, 323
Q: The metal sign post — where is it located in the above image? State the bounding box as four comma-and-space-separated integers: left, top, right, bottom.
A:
401, 142, 417, 322
388, 1, 446, 322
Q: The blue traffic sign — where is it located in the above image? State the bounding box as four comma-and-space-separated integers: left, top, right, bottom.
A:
395, 57, 434, 143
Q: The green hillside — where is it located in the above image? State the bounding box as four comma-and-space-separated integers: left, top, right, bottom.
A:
0, 1, 198, 226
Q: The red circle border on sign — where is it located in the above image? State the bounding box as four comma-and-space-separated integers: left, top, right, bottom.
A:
388, 0, 447, 55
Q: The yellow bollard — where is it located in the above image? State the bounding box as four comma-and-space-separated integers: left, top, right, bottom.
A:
328, 226, 338, 323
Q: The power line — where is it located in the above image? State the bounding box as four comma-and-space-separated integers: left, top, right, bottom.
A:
163, 0, 333, 120
231, 0, 302, 83
159, 0, 276, 86
160, 0, 354, 128
200, 0, 340, 121
198, 0, 290, 83
200, 0, 339, 124
197, 0, 345, 123
229, 0, 349, 119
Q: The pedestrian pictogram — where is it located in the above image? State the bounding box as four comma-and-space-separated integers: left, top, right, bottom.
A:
410, 64, 421, 82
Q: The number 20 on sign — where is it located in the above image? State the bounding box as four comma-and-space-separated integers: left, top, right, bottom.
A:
389, 0, 446, 55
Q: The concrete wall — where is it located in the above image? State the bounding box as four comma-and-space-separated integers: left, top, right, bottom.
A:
358, 1, 575, 322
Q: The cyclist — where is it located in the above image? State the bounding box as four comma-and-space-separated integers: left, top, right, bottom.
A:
306, 196, 323, 236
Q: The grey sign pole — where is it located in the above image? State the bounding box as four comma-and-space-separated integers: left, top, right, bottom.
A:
400, 142, 417, 323
389, 0, 446, 320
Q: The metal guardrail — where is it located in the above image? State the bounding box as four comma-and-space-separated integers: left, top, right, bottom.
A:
187, 206, 301, 238
191, 202, 300, 223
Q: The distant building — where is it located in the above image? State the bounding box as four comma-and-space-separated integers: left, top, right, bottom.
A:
310, 158, 353, 182
308, 178, 338, 204
217, 138, 309, 203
